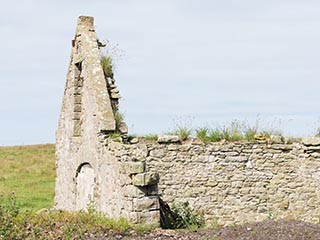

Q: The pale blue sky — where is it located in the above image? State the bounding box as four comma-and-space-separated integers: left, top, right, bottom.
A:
0, 0, 319, 145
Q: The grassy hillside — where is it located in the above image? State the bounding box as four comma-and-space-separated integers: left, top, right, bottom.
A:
0, 144, 55, 211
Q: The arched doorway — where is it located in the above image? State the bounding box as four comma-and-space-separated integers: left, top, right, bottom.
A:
75, 163, 95, 210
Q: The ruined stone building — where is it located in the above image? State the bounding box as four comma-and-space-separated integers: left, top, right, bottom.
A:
55, 16, 320, 225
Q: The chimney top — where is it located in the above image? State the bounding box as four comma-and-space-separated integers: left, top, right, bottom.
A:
77, 16, 94, 27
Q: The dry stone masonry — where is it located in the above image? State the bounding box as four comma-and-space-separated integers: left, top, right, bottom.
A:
55, 16, 320, 226
55, 16, 159, 224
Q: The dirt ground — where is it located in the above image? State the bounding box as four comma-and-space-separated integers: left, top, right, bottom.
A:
84, 220, 320, 240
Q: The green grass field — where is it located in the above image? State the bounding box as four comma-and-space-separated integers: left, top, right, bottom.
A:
0, 144, 56, 211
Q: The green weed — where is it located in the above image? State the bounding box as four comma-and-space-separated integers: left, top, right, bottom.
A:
171, 202, 205, 229
208, 129, 223, 142
114, 111, 125, 129
142, 134, 158, 141
100, 53, 114, 78
196, 127, 209, 143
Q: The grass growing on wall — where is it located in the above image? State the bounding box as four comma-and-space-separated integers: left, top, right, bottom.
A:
0, 144, 56, 211
100, 53, 114, 78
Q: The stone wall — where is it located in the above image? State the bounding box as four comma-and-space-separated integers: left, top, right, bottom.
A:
56, 16, 320, 226
108, 137, 320, 225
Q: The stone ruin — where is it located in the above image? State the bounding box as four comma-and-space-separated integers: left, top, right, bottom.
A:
55, 16, 320, 226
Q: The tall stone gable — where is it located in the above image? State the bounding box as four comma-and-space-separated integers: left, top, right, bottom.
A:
54, 16, 160, 224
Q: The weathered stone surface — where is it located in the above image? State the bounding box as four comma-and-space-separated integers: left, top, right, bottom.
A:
119, 122, 128, 134
122, 162, 145, 175
149, 149, 165, 158
131, 144, 148, 160
130, 210, 160, 224
133, 196, 159, 211
130, 137, 139, 144
111, 93, 121, 99
270, 135, 284, 144
302, 137, 320, 146
158, 135, 180, 143
132, 173, 160, 186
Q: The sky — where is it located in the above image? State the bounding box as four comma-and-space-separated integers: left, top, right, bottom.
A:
0, 0, 319, 145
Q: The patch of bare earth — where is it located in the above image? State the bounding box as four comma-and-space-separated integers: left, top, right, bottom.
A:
84, 220, 320, 240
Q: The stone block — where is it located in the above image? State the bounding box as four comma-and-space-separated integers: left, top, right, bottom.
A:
131, 144, 148, 160
111, 88, 119, 93
74, 104, 82, 112
73, 120, 81, 136
270, 135, 284, 144
74, 95, 82, 104
73, 112, 81, 120
129, 137, 139, 144
111, 93, 121, 99
123, 185, 146, 198
130, 210, 160, 224
149, 149, 165, 158
302, 137, 320, 146
119, 122, 128, 134
158, 135, 180, 143
123, 161, 145, 175
133, 196, 159, 211
132, 172, 159, 186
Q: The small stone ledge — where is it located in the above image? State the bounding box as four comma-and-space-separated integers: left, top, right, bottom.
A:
158, 135, 180, 144
132, 172, 160, 187
302, 137, 320, 146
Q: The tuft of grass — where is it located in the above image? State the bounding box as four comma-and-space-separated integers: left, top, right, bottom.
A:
244, 127, 258, 141
174, 126, 192, 141
208, 129, 223, 142
100, 54, 114, 78
196, 118, 285, 143
195, 127, 209, 143
107, 132, 122, 142
142, 134, 158, 141
223, 120, 244, 141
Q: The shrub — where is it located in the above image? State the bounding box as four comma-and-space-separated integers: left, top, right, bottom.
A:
316, 128, 320, 137
171, 202, 205, 229
160, 199, 205, 230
